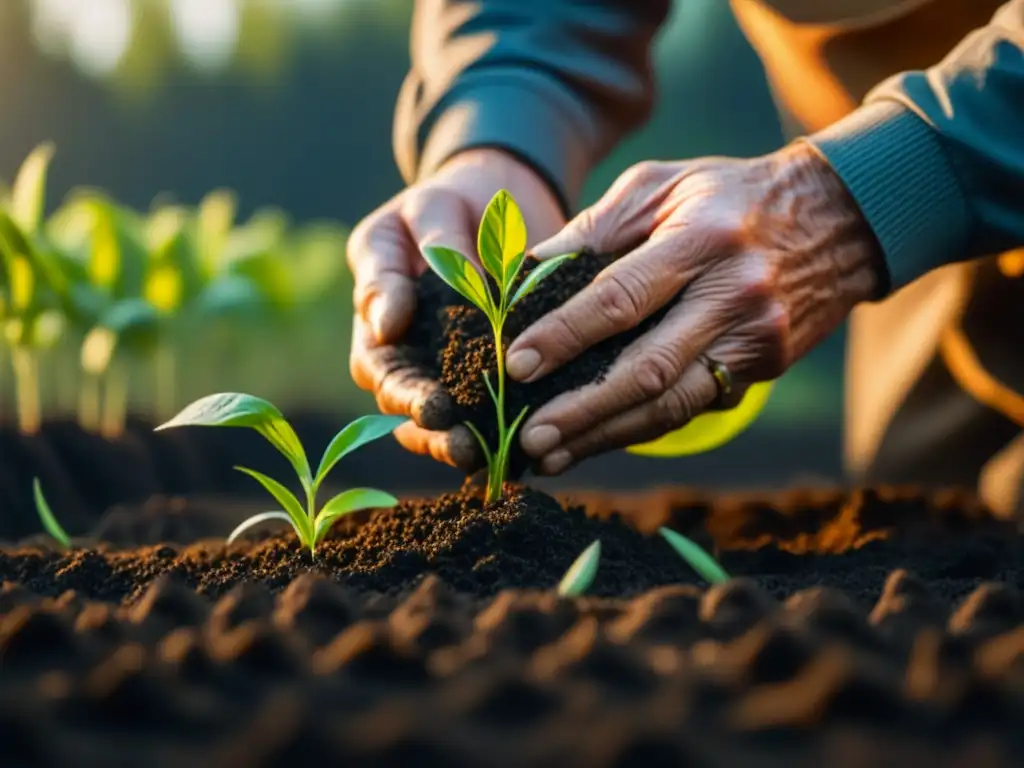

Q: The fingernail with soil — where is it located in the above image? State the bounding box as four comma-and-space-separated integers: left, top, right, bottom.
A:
521, 425, 560, 456
506, 348, 541, 381
541, 450, 572, 475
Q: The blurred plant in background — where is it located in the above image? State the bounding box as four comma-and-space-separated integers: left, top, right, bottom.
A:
0, 143, 351, 435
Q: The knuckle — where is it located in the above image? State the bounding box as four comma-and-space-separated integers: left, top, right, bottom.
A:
622, 160, 665, 187
762, 302, 794, 375
546, 310, 589, 359
593, 271, 647, 331
633, 346, 682, 400
651, 384, 697, 430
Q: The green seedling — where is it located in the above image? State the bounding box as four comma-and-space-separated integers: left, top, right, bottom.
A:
557, 539, 601, 597
0, 143, 72, 434
156, 393, 406, 556
32, 477, 70, 549
659, 526, 729, 583
421, 190, 576, 502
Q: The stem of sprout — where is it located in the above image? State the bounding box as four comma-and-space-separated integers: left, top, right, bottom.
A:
99, 362, 128, 439
153, 343, 176, 420
79, 371, 101, 432
11, 346, 40, 435
489, 330, 507, 502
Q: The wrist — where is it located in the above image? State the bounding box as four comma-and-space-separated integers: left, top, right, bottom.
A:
775, 140, 891, 304
437, 147, 569, 220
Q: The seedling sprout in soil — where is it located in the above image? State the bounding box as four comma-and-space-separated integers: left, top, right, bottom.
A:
32, 477, 70, 549
555, 530, 727, 597
156, 392, 406, 557
421, 190, 576, 502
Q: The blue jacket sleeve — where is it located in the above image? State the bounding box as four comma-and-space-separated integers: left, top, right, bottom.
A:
393, 0, 673, 214
809, 0, 1024, 293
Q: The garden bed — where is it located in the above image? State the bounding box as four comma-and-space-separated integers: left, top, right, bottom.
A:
1, 476, 1021, 767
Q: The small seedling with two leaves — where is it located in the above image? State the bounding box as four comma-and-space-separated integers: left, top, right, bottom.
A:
421, 190, 576, 503
555, 529, 729, 598
156, 393, 406, 557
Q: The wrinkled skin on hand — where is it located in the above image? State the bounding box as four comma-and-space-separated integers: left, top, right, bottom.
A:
505, 140, 886, 475
348, 148, 565, 469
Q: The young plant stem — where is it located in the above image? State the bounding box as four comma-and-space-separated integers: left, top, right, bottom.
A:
99, 362, 128, 439
11, 346, 40, 435
488, 331, 508, 502
153, 343, 176, 420
79, 372, 101, 432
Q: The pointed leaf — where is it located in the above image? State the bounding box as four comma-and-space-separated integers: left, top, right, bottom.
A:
502, 250, 527, 297
313, 487, 399, 542
557, 539, 601, 597
509, 252, 577, 309
234, 466, 312, 547
33, 477, 70, 548
464, 421, 493, 468
226, 511, 297, 545
314, 414, 406, 488
477, 190, 526, 287
11, 143, 55, 234
421, 245, 494, 316
659, 527, 729, 584
155, 393, 311, 485
0, 210, 68, 303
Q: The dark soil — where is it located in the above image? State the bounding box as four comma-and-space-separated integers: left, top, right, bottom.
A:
405, 250, 671, 475
1, 484, 1022, 765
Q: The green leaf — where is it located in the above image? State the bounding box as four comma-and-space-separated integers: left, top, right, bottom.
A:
464, 421, 493, 468
65, 194, 148, 300
80, 298, 162, 374
234, 466, 312, 547
0, 210, 68, 303
421, 245, 494, 317
32, 477, 70, 548
314, 414, 406, 489
226, 511, 297, 545
195, 188, 237, 274
659, 527, 729, 584
11, 143, 55, 234
508, 252, 577, 309
502, 250, 527, 299
191, 275, 267, 320
313, 487, 398, 543
155, 393, 311, 485
557, 539, 601, 597
477, 190, 526, 287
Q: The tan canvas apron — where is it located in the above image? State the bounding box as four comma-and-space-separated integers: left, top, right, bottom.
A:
730, 0, 1024, 515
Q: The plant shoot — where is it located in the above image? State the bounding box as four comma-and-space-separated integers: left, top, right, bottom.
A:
156, 392, 406, 556
659, 527, 729, 583
557, 539, 601, 597
32, 477, 70, 549
421, 190, 576, 502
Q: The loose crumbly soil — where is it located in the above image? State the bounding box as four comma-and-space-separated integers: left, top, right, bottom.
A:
0, 483, 1022, 766
404, 250, 673, 475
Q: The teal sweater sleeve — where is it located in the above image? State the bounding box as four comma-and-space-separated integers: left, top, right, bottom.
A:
809, 0, 1024, 294
392, 0, 672, 214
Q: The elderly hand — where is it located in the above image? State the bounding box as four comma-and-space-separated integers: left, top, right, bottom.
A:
505, 141, 887, 475
348, 148, 565, 469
